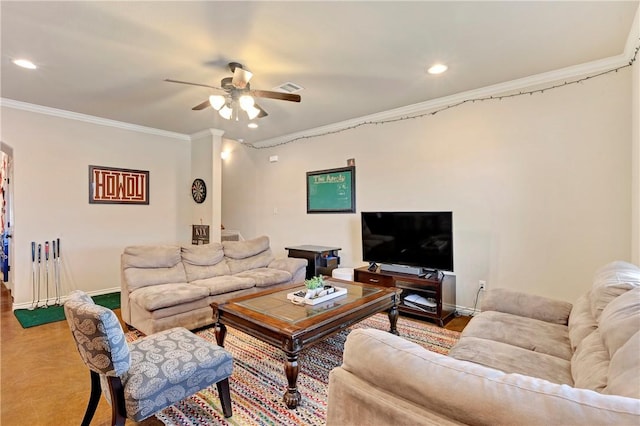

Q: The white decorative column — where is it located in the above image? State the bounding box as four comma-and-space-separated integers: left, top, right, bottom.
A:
190, 128, 224, 243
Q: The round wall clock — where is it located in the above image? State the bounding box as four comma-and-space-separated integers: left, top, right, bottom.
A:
191, 178, 207, 203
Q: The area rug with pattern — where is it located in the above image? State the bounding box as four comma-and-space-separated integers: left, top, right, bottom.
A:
126, 313, 460, 426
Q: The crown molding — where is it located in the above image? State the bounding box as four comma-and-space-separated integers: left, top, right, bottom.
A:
0, 98, 190, 141
190, 128, 225, 140
253, 52, 633, 148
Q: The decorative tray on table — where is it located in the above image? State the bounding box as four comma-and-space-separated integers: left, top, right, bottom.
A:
287, 285, 347, 305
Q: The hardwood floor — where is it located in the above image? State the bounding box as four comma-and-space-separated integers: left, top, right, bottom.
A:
0, 283, 470, 425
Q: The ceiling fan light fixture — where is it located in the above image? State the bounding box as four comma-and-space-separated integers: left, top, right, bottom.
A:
168, 62, 301, 121
231, 67, 253, 89
245, 105, 261, 120
209, 95, 226, 110
219, 104, 233, 120
239, 95, 255, 110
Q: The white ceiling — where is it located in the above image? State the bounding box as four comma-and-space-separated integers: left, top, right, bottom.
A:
1, 1, 638, 145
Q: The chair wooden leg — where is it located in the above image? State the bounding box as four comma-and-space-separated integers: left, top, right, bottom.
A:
217, 378, 233, 418
106, 376, 127, 426
81, 371, 102, 426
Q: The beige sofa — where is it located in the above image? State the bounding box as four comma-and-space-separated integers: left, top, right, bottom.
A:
327, 261, 640, 425
121, 236, 307, 335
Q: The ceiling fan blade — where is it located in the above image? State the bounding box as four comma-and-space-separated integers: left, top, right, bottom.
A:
164, 78, 222, 91
231, 66, 253, 89
249, 90, 301, 102
254, 102, 268, 118
192, 100, 211, 111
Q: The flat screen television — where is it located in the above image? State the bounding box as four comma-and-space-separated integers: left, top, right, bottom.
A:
361, 211, 454, 272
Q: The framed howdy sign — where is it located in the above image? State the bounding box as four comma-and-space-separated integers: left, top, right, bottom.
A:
88, 165, 149, 205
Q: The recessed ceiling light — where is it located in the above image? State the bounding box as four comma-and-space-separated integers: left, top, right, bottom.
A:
248, 123, 258, 129
13, 59, 37, 69
427, 64, 447, 75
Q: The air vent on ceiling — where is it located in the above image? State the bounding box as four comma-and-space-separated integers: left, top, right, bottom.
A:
274, 82, 304, 94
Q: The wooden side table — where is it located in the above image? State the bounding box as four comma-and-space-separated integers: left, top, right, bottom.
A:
285, 245, 341, 279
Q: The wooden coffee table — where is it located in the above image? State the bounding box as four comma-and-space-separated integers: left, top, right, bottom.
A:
211, 279, 400, 409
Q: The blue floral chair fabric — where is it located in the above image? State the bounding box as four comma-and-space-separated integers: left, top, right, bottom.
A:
64, 290, 233, 425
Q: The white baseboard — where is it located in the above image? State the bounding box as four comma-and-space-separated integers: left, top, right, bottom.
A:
454, 305, 481, 317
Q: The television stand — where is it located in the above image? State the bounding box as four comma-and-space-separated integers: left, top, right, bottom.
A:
354, 266, 456, 326
419, 269, 441, 280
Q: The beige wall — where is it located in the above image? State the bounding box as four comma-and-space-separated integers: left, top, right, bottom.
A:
221, 139, 259, 239
1, 107, 192, 306
222, 68, 633, 310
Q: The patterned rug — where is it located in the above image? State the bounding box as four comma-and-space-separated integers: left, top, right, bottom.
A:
127, 313, 460, 426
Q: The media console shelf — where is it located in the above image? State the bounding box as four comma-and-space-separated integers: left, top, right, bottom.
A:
354, 266, 456, 326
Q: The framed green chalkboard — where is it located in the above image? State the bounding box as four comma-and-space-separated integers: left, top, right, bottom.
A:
307, 166, 356, 213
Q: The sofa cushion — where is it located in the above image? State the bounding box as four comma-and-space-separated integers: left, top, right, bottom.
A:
122, 245, 187, 291
568, 292, 597, 351
223, 236, 270, 259
130, 283, 209, 311
139, 297, 212, 321
222, 236, 276, 274
181, 243, 225, 266
604, 330, 640, 398
123, 245, 182, 268
191, 275, 256, 296
481, 288, 572, 325
448, 336, 573, 385
124, 263, 187, 291
234, 268, 292, 288
226, 249, 275, 275
598, 287, 640, 358
590, 261, 640, 321
181, 244, 231, 281
460, 311, 572, 360
571, 329, 609, 392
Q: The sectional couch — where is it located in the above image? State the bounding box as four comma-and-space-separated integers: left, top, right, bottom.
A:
120, 236, 307, 335
327, 260, 640, 425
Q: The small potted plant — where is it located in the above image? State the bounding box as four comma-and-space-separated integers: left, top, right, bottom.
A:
304, 276, 325, 299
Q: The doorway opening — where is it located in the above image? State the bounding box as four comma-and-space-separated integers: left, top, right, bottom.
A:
1, 143, 14, 293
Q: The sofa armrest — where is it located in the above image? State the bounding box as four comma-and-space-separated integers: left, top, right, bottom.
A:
332, 329, 639, 425
268, 257, 307, 282
481, 288, 572, 325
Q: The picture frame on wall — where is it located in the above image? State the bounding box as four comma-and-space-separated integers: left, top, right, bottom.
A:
88, 165, 149, 205
306, 166, 355, 213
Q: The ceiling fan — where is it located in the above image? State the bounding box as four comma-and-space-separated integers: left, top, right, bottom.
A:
165, 62, 301, 121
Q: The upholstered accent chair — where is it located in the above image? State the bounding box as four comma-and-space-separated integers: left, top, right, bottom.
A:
64, 290, 234, 425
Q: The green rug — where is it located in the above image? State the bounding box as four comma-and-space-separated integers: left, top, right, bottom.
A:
13, 292, 120, 328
